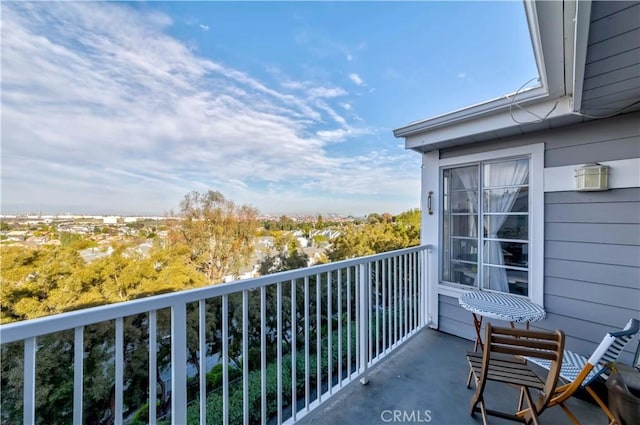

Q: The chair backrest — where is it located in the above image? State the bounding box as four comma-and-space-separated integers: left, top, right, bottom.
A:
484, 323, 565, 412
585, 318, 640, 385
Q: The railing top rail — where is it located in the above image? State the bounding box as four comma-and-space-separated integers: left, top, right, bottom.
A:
0, 245, 431, 344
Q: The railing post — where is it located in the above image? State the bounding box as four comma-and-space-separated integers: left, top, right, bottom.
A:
420, 248, 426, 327
73, 327, 84, 425
23, 337, 36, 425
358, 263, 369, 384
426, 245, 436, 328
149, 310, 157, 425
199, 301, 206, 425
115, 317, 124, 425
171, 303, 187, 425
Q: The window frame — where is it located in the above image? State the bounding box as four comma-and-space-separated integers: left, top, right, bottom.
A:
436, 143, 544, 306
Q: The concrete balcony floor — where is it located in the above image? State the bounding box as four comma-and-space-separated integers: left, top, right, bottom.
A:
297, 328, 607, 425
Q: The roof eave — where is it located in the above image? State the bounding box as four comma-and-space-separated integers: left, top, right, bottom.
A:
393, 86, 548, 138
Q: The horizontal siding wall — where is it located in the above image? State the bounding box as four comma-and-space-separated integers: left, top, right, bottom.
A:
437, 295, 512, 343
582, 1, 640, 114
540, 186, 640, 362
436, 112, 640, 362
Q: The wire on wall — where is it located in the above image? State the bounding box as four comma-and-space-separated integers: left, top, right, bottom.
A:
505, 77, 560, 124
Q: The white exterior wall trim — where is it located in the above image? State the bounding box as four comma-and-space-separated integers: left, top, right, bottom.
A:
544, 158, 640, 192
421, 151, 440, 328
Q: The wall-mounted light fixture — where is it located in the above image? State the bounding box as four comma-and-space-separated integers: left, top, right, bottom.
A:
575, 163, 609, 191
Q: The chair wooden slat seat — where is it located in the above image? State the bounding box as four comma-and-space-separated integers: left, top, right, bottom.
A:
466, 324, 565, 425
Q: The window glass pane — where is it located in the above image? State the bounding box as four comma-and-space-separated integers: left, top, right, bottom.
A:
483, 215, 528, 240
451, 238, 478, 263
484, 187, 528, 212
484, 158, 529, 187
449, 166, 478, 190
483, 241, 528, 268
482, 266, 528, 296
443, 164, 479, 287
451, 190, 478, 213
444, 262, 477, 287
452, 215, 478, 238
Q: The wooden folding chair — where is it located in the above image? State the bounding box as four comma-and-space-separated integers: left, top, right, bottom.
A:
525, 318, 640, 425
467, 323, 565, 425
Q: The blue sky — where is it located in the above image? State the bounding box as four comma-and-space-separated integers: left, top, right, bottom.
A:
1, 1, 537, 216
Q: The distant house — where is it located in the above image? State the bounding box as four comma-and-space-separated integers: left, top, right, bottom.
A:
4, 230, 28, 242
302, 247, 326, 267
393, 0, 640, 361
103, 216, 119, 225
25, 236, 47, 247
255, 236, 275, 250
79, 246, 114, 263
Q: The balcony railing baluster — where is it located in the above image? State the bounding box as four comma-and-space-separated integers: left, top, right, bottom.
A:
24, 336, 36, 425
358, 263, 368, 376
346, 266, 352, 378
383, 257, 388, 354
242, 290, 250, 425
327, 270, 332, 396
115, 317, 124, 425
222, 294, 229, 425
149, 310, 157, 425
170, 303, 187, 425
73, 326, 84, 425
260, 286, 267, 424
277, 281, 283, 425
315, 273, 321, 405
290, 279, 297, 421
303, 274, 310, 412
337, 269, 342, 389
199, 300, 206, 425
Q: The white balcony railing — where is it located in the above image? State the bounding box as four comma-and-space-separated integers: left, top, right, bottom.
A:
1, 245, 432, 425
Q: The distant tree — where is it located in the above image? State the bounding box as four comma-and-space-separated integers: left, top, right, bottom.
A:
312, 234, 328, 246
277, 215, 295, 231
259, 250, 309, 275
328, 209, 421, 261
316, 214, 324, 229
171, 190, 259, 283
126, 221, 145, 230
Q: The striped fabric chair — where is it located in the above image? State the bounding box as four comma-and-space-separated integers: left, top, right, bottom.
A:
525, 318, 640, 425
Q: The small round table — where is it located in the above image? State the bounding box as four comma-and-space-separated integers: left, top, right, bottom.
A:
459, 291, 546, 387
459, 291, 546, 352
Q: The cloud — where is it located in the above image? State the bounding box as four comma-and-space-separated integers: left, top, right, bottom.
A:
340, 102, 352, 111
348, 73, 363, 86
199, 24, 209, 31
316, 129, 352, 142
1, 2, 419, 215
457, 72, 467, 79
346, 54, 353, 61
306, 86, 347, 99
279, 80, 347, 100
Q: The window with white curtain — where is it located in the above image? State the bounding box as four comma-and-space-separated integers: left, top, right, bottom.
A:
442, 157, 531, 297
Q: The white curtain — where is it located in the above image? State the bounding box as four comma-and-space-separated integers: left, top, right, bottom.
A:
483, 160, 528, 292
457, 168, 478, 234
